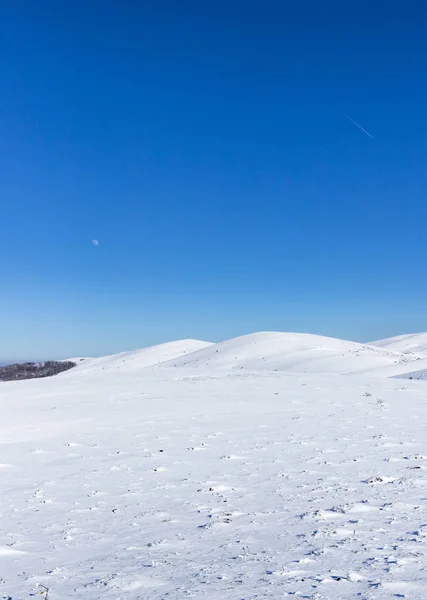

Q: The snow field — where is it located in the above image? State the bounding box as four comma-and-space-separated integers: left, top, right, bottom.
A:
2, 361, 427, 598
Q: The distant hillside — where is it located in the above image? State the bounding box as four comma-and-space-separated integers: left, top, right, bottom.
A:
0, 360, 76, 382
159, 331, 416, 375
72, 339, 213, 373
370, 332, 427, 357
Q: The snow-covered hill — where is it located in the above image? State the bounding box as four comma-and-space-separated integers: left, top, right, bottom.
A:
160, 331, 418, 375
370, 332, 427, 357
69, 339, 213, 373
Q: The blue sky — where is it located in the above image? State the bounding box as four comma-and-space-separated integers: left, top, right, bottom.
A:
1, 1, 426, 360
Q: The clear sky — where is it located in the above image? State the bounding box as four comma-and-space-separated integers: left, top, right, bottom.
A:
1, 1, 426, 360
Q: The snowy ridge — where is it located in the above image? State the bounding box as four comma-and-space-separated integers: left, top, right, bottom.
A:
160, 331, 419, 375
370, 332, 427, 357
69, 339, 213, 373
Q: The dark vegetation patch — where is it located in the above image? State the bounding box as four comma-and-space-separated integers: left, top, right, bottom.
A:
0, 361, 76, 382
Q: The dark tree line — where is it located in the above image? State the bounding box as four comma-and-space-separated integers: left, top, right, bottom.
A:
0, 360, 76, 382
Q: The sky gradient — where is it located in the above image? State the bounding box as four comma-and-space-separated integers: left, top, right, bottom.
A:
1, 1, 427, 360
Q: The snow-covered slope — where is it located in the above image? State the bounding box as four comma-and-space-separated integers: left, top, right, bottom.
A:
70, 339, 213, 373
2, 364, 427, 598
370, 332, 427, 357
393, 367, 427, 380
160, 331, 418, 375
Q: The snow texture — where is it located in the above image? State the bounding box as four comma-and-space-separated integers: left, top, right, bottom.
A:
2, 331, 427, 599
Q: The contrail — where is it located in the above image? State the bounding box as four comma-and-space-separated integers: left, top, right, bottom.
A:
345, 114, 373, 138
